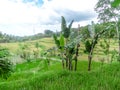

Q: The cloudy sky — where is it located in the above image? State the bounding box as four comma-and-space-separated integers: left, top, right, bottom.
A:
0, 0, 98, 36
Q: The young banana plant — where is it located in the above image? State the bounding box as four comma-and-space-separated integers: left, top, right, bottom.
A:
85, 21, 113, 71
53, 16, 75, 70
53, 16, 82, 71
61, 16, 74, 70
53, 33, 65, 68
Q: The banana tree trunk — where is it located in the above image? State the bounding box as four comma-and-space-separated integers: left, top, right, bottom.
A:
61, 53, 65, 69
66, 58, 68, 68
65, 38, 69, 68
62, 59, 65, 69
119, 31, 120, 62
88, 54, 92, 71
107, 39, 110, 62
68, 59, 73, 70
74, 44, 80, 71
115, 23, 120, 62
74, 57, 77, 71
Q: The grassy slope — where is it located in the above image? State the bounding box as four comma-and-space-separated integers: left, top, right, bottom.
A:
0, 60, 119, 90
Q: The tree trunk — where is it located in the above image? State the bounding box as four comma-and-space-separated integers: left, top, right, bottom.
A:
74, 57, 77, 71
88, 54, 92, 71
68, 58, 70, 70
115, 22, 120, 62
74, 44, 80, 71
119, 31, 120, 62
71, 63, 73, 70
62, 59, 64, 69
68, 60, 72, 70
65, 38, 69, 68
107, 39, 110, 63
66, 58, 68, 68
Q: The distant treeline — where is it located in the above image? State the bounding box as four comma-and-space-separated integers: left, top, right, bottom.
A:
0, 22, 117, 43
0, 30, 60, 43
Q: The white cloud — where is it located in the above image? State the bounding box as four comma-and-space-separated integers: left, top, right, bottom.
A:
0, 0, 98, 36
47, 0, 96, 11
0, 0, 39, 24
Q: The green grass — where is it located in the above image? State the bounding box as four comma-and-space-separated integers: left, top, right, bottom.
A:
0, 59, 119, 90
15, 59, 43, 72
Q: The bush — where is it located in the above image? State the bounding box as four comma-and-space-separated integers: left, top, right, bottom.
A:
0, 48, 10, 58
0, 58, 13, 79
0, 47, 13, 79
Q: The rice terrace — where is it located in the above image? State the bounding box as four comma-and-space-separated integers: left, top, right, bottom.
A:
0, 0, 120, 90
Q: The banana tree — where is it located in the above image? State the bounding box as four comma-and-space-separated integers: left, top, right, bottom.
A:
85, 21, 113, 71
53, 33, 65, 68
61, 16, 74, 69
117, 18, 120, 61
67, 34, 81, 70
53, 16, 81, 70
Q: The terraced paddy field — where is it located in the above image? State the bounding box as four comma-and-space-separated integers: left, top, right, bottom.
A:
0, 38, 118, 63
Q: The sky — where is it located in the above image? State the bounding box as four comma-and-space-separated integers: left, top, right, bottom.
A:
0, 0, 98, 36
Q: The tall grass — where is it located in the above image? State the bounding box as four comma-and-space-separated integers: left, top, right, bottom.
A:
0, 60, 119, 90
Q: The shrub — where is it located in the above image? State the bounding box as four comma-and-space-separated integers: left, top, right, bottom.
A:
0, 47, 13, 79
0, 48, 10, 58
0, 58, 13, 79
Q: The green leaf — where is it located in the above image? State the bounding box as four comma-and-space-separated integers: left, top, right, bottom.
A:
111, 0, 120, 7
61, 16, 74, 38
68, 20, 74, 30
63, 28, 70, 38
85, 40, 91, 53
60, 34, 65, 50
60, 34, 65, 46
53, 34, 60, 48
61, 16, 66, 32
88, 21, 95, 38
53, 34, 57, 41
